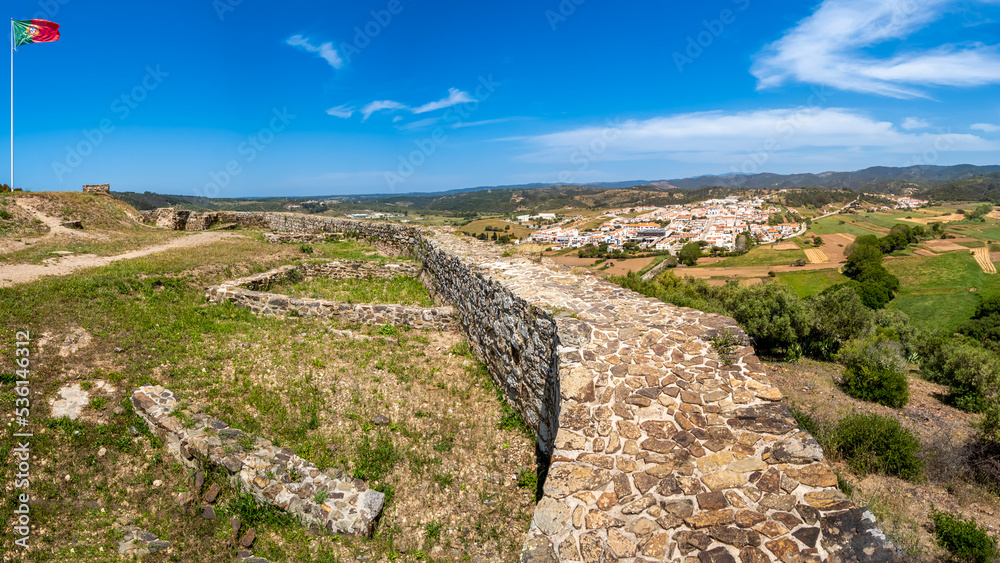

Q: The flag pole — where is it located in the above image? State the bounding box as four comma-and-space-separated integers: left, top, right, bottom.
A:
10, 19, 13, 192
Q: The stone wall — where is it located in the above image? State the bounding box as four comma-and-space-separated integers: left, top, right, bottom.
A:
263, 232, 336, 244
149, 207, 191, 230
83, 183, 110, 194
161, 211, 901, 562
206, 260, 455, 330
132, 386, 385, 536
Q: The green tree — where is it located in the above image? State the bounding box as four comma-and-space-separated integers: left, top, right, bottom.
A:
813, 236, 823, 247
804, 285, 874, 360
844, 243, 883, 276
678, 242, 702, 266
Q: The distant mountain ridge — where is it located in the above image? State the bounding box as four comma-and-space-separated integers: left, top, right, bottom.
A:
353, 164, 1000, 198
110, 164, 1000, 213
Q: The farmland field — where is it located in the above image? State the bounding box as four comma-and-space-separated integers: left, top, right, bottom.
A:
776, 269, 850, 298
458, 219, 531, 239
809, 217, 882, 237
696, 246, 806, 268
884, 252, 1000, 332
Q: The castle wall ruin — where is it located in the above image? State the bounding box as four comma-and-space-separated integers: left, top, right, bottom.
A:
152, 209, 903, 562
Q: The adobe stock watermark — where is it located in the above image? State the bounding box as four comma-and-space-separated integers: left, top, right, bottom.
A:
731, 85, 833, 176
545, 0, 587, 31
31, 0, 71, 20
51, 66, 169, 182
557, 118, 623, 184
339, 0, 413, 64
384, 75, 501, 191
213, 0, 244, 21
195, 107, 296, 198
900, 129, 959, 167
11, 330, 34, 549
673, 0, 750, 73
873, 0, 924, 39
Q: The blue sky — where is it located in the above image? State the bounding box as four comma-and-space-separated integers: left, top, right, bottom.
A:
5, 0, 1000, 196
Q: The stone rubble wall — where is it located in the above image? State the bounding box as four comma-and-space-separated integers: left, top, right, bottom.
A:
83, 183, 111, 194
221, 261, 422, 291
146, 207, 192, 230
206, 260, 453, 329
263, 232, 336, 244
171, 211, 900, 562
207, 283, 456, 329
131, 386, 385, 536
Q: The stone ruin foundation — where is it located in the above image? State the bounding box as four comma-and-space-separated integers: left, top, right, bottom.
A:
134, 209, 904, 562
132, 386, 385, 537
82, 183, 110, 194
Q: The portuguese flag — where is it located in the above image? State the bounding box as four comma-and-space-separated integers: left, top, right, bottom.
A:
13, 19, 60, 48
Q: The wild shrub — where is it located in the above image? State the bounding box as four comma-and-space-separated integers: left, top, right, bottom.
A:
719, 282, 810, 359
921, 337, 1000, 430
930, 509, 999, 563
830, 412, 923, 481
838, 336, 909, 407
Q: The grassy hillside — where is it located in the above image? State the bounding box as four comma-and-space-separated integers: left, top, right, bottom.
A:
1, 192, 181, 265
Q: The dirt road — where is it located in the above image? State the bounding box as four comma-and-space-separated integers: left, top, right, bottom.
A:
0, 232, 240, 287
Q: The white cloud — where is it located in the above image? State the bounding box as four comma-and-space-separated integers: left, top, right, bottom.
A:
357, 89, 476, 121
452, 117, 517, 129
972, 123, 1000, 132
326, 104, 354, 118
287, 35, 344, 69
412, 89, 476, 114
901, 117, 930, 130
517, 107, 996, 164
752, 0, 1000, 97
360, 100, 410, 121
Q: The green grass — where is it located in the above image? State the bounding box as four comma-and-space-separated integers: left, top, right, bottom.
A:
882, 252, 1000, 333
306, 238, 389, 261
809, 216, 880, 237
697, 246, 807, 268
886, 252, 997, 292
269, 275, 434, 306
777, 269, 851, 298
888, 292, 979, 335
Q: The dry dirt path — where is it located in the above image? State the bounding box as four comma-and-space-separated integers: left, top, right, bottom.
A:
0, 198, 105, 256
0, 231, 240, 287
973, 246, 997, 274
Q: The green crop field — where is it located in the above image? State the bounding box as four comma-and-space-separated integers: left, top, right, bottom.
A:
883, 252, 1000, 333
697, 246, 807, 268
809, 216, 882, 237
889, 292, 980, 334
777, 269, 850, 298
